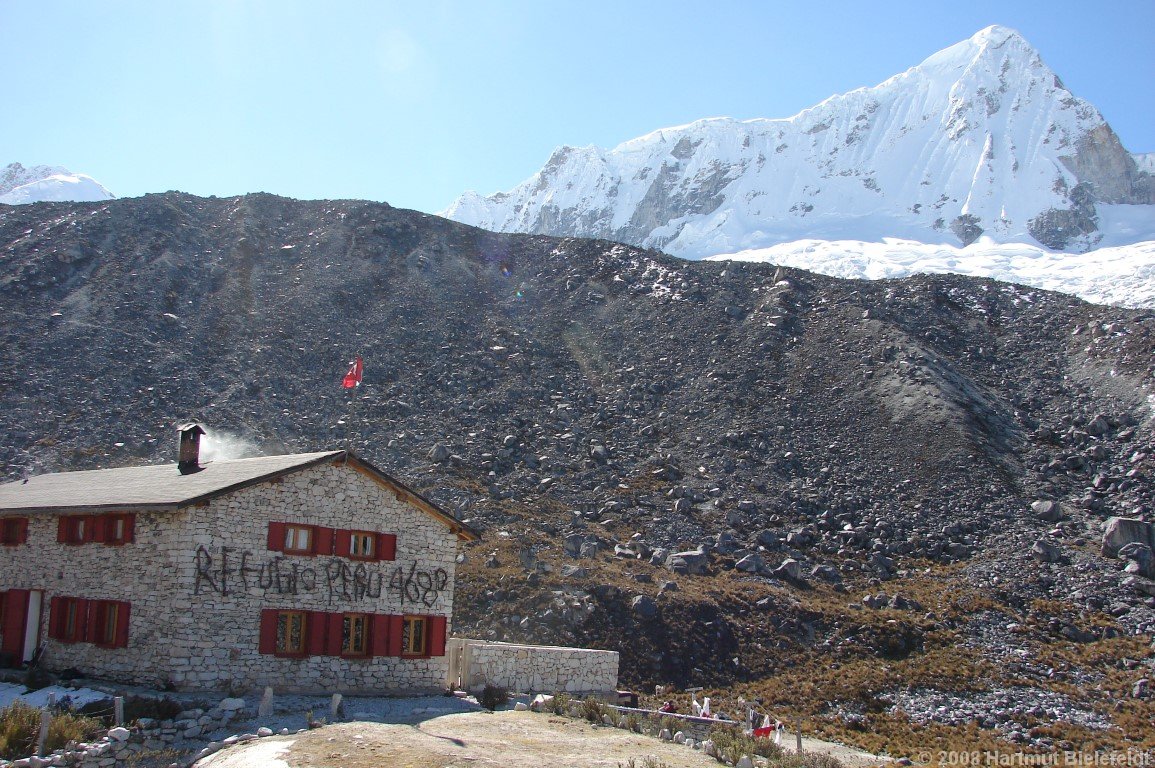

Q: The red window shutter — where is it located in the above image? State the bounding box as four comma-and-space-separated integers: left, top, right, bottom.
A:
370, 614, 389, 657
122, 514, 135, 544
267, 522, 286, 552
48, 596, 64, 640
75, 599, 90, 643
57, 517, 69, 543
313, 527, 335, 556
428, 615, 448, 657
258, 610, 278, 654
326, 612, 344, 655
87, 515, 104, 543
334, 529, 352, 558
386, 614, 404, 656
114, 602, 131, 648
306, 611, 328, 655
15, 518, 29, 544
376, 533, 397, 561
84, 601, 99, 644
1, 590, 29, 656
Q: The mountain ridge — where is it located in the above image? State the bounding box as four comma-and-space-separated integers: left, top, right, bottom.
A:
443, 26, 1155, 259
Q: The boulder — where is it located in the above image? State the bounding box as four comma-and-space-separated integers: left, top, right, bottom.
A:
715, 532, 739, 554
1102, 518, 1155, 558
735, 553, 764, 573
631, 594, 659, 619
1031, 538, 1062, 563
1031, 500, 1063, 522
812, 564, 842, 582
1120, 543, 1155, 579
564, 533, 585, 558
773, 558, 805, 583
666, 549, 708, 575
427, 443, 451, 463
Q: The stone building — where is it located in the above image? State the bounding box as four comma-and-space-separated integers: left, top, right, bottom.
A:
0, 425, 477, 693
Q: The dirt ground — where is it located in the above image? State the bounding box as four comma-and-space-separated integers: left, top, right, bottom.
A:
197, 710, 887, 768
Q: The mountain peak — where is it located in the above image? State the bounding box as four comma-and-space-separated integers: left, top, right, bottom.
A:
0, 162, 114, 205
971, 24, 1024, 47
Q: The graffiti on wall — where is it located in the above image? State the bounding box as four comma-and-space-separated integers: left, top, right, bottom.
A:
194, 546, 448, 607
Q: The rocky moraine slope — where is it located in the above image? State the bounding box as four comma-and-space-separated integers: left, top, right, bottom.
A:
1, 193, 1153, 755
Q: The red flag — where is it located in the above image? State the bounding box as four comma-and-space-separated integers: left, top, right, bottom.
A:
342, 357, 363, 389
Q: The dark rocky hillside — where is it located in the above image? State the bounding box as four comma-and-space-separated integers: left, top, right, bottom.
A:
1, 193, 1153, 755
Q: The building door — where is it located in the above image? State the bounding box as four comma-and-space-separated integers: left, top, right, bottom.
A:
0, 590, 42, 665
1, 589, 29, 663
22, 591, 42, 664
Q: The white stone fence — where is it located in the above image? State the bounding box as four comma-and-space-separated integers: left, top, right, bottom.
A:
446, 638, 618, 696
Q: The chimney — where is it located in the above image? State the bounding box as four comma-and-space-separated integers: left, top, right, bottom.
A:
177, 423, 206, 475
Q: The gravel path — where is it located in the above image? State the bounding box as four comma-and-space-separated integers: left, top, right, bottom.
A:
196, 709, 887, 768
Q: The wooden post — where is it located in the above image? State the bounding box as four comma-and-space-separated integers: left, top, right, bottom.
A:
114, 696, 125, 726
37, 709, 51, 756
796, 716, 803, 754
258, 686, 274, 718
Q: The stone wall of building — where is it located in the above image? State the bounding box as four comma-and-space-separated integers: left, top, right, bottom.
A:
447, 639, 618, 695
0, 459, 460, 694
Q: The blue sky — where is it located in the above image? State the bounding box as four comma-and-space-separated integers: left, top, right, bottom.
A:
3, 0, 1152, 214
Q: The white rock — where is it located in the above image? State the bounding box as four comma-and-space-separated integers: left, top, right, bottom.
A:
107, 727, 131, 742
513, 702, 528, 711
737, 756, 755, 768
257, 727, 273, 737
219, 697, 246, 711
673, 731, 685, 743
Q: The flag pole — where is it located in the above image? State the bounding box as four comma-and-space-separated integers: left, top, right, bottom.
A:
341, 355, 364, 454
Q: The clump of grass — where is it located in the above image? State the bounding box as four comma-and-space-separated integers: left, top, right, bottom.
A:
550, 692, 571, 715
480, 684, 509, 712
708, 725, 785, 765
0, 701, 103, 760
619, 758, 672, 768
626, 712, 642, 733
581, 696, 611, 724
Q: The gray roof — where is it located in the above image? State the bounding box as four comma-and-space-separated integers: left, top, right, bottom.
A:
0, 450, 479, 541
0, 451, 343, 514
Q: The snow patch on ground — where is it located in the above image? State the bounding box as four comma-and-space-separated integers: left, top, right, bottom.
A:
0, 682, 111, 709
707, 238, 1155, 308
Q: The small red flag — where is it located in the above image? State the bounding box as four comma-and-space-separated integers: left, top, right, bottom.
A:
342, 356, 363, 389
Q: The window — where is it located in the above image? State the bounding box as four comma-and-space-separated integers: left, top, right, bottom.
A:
51, 598, 129, 648
401, 616, 427, 656
342, 613, 369, 656
102, 513, 134, 545
93, 601, 125, 647
336, 530, 396, 561
51, 597, 87, 643
0, 518, 27, 546
276, 611, 307, 655
283, 526, 313, 555
349, 532, 375, 559
58, 516, 89, 544
56, 514, 135, 545
267, 522, 334, 556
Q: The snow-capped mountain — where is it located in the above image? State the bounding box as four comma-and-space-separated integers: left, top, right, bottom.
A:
444, 26, 1154, 259
0, 162, 114, 205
